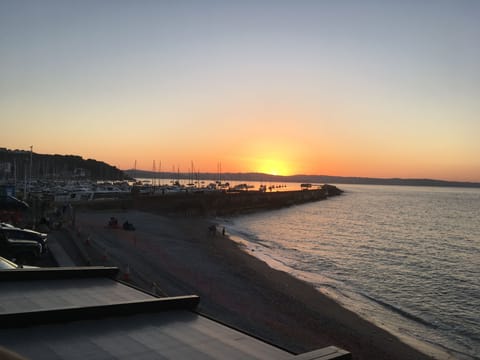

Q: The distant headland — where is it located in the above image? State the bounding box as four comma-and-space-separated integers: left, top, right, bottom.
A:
127, 169, 480, 189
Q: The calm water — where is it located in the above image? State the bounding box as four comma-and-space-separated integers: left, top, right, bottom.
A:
222, 184, 480, 359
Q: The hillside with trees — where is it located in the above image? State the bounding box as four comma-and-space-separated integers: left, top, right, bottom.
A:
0, 148, 131, 181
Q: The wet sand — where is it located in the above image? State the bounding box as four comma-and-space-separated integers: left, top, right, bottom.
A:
72, 209, 446, 359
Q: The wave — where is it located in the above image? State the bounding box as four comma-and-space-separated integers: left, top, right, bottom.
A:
361, 292, 438, 329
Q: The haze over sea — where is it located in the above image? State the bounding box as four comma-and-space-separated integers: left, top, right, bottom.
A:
223, 184, 480, 359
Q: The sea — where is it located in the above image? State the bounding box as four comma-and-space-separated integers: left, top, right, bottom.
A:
218, 184, 479, 359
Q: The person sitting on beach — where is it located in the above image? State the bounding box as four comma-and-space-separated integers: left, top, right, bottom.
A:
123, 220, 135, 231
108, 217, 118, 227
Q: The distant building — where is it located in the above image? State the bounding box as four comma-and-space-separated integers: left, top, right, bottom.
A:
73, 168, 88, 178
0, 162, 12, 179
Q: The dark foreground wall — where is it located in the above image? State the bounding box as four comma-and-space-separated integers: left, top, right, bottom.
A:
84, 184, 342, 216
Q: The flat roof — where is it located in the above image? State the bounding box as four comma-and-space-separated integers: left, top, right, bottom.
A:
0, 267, 350, 360
1, 310, 297, 359
0, 277, 152, 314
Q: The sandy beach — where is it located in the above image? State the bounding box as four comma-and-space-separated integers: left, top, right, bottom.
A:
70, 209, 440, 360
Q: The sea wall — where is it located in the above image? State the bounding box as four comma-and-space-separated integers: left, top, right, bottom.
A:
82, 184, 342, 216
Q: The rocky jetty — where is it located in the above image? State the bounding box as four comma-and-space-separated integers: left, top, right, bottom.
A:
83, 184, 343, 216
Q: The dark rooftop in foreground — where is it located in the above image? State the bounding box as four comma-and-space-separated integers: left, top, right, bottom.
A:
0, 267, 350, 360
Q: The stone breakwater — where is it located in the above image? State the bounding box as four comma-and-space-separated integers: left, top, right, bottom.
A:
82, 184, 343, 216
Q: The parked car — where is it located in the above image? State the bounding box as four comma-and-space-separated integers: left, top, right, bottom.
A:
0, 256, 37, 269
0, 256, 19, 269
0, 224, 48, 254
0, 231, 42, 264
0, 222, 15, 228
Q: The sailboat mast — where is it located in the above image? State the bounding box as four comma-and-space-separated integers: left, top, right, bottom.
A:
159, 160, 161, 186
152, 160, 156, 187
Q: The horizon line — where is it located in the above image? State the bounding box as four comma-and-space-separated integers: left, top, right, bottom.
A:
123, 169, 480, 186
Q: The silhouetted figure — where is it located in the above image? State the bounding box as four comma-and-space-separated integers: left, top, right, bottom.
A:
208, 224, 216, 236
108, 217, 119, 228
123, 220, 135, 231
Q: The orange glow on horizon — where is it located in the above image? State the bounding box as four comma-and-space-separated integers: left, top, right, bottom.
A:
18, 131, 480, 183
255, 158, 293, 176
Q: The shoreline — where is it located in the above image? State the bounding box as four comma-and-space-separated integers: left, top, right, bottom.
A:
224, 231, 457, 360
70, 209, 451, 359
203, 224, 453, 360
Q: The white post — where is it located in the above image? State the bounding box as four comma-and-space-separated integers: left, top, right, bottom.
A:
29, 145, 33, 193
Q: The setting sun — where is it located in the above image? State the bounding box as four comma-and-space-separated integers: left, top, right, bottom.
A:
256, 159, 292, 176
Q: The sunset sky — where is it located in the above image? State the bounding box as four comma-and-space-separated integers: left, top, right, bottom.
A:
1, 1, 479, 181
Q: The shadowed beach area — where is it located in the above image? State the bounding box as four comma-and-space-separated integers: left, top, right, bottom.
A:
68, 209, 444, 360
